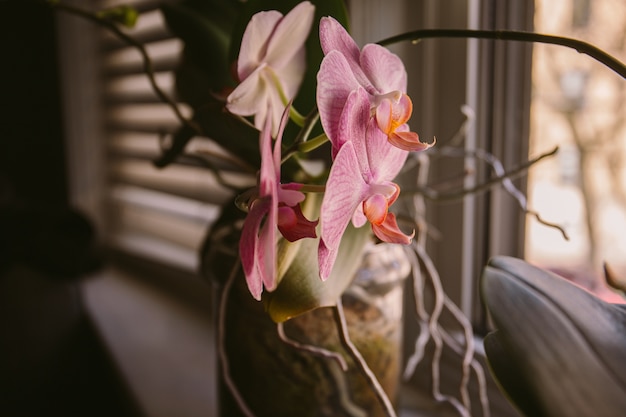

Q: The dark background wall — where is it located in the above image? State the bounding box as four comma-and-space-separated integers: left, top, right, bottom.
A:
0, 3, 140, 416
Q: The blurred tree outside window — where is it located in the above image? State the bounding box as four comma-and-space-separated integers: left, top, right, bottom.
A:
526, 0, 626, 290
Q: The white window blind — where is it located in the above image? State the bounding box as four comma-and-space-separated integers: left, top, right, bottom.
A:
98, 0, 253, 271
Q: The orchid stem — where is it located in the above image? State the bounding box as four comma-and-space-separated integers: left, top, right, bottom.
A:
46, 0, 200, 134
282, 109, 321, 161
404, 146, 559, 200
276, 323, 349, 371
289, 106, 307, 127
332, 299, 398, 417
218, 262, 257, 417
299, 184, 326, 193
298, 133, 329, 153
378, 29, 626, 78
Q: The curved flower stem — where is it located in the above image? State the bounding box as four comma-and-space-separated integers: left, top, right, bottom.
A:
282, 109, 322, 162
413, 243, 471, 417
332, 299, 398, 417
298, 133, 329, 153
289, 106, 307, 127
404, 146, 558, 200
405, 146, 569, 240
46, 0, 201, 135
218, 261, 257, 417
378, 29, 626, 78
276, 322, 349, 371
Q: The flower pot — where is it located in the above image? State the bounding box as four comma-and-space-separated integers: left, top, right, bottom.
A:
217, 243, 410, 417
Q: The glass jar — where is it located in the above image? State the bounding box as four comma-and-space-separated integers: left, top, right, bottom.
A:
218, 243, 410, 417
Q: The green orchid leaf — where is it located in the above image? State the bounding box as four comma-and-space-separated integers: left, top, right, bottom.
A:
153, 96, 260, 169
160, 0, 241, 103
482, 331, 545, 417
264, 222, 373, 323
481, 256, 626, 417
191, 101, 261, 169
153, 123, 196, 168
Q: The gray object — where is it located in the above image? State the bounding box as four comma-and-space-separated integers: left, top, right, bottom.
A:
481, 256, 626, 417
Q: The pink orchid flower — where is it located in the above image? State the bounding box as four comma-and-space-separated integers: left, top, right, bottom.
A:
316, 16, 433, 152
226, 2, 315, 137
239, 107, 318, 300
318, 87, 414, 280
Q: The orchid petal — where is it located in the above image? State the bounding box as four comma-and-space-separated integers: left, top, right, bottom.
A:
277, 206, 297, 229
389, 131, 435, 152
239, 197, 271, 300
363, 117, 408, 182
318, 239, 338, 282
334, 87, 370, 161
320, 141, 369, 257
371, 212, 414, 244
278, 204, 318, 242
259, 207, 277, 292
278, 187, 305, 207
363, 193, 388, 225
237, 11, 282, 81
316, 50, 360, 144
265, 1, 315, 70
375, 98, 393, 134
351, 207, 367, 229
319, 16, 369, 85
226, 65, 267, 117
274, 46, 307, 99
361, 43, 407, 93
393, 93, 413, 126
258, 112, 277, 196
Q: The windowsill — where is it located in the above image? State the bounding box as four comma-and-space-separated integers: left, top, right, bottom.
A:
81, 264, 217, 417
82, 262, 520, 417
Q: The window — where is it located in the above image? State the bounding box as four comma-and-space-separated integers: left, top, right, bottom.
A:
525, 0, 626, 299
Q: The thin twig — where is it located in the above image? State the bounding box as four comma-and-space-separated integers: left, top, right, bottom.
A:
332, 299, 398, 417
283, 108, 321, 161
276, 322, 349, 371
434, 145, 570, 240
405, 146, 559, 200
402, 246, 431, 380
217, 261, 257, 417
378, 29, 626, 78
439, 325, 491, 417
47, 0, 200, 135
414, 243, 471, 417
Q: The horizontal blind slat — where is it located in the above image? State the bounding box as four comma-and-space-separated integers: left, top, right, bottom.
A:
108, 159, 253, 203
104, 71, 175, 103
108, 231, 199, 271
105, 103, 191, 132
103, 38, 182, 75
99, 0, 240, 270
109, 200, 208, 250
107, 133, 256, 173
109, 184, 221, 223
101, 9, 173, 49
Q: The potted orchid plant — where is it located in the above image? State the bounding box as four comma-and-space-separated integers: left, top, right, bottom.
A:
42, 0, 626, 416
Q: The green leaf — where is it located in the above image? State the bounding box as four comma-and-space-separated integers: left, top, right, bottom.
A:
264, 221, 373, 323
482, 331, 546, 417
153, 95, 260, 169
481, 256, 626, 417
160, 0, 240, 100
192, 100, 261, 169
